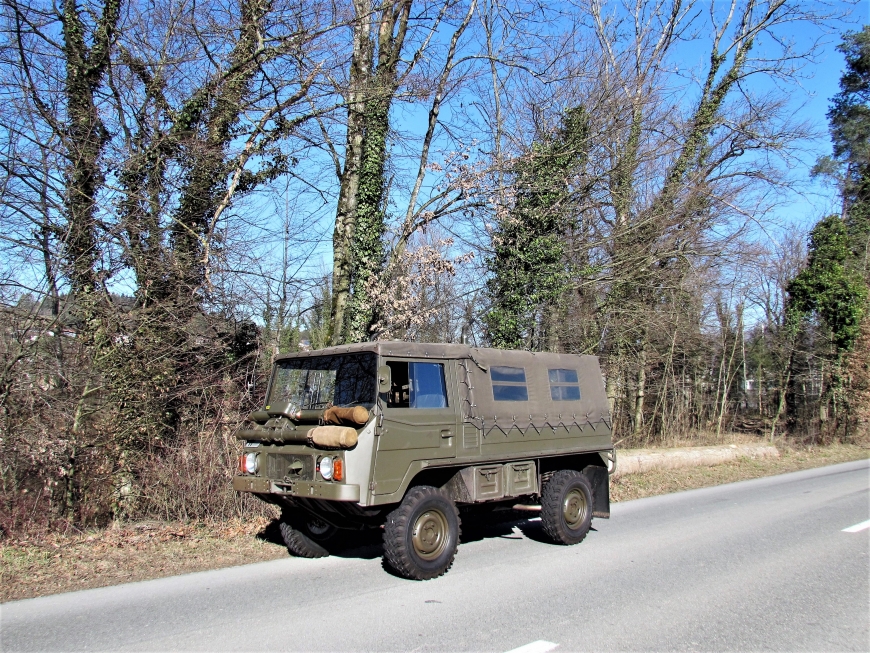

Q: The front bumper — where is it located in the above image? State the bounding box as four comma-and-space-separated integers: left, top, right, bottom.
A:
233, 475, 360, 502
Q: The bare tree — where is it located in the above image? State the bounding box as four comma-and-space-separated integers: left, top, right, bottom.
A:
326, 0, 480, 344
534, 0, 830, 439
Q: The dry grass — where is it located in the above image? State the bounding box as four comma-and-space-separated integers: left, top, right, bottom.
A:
620, 430, 779, 449
611, 441, 869, 502
1, 516, 287, 603
3, 442, 867, 604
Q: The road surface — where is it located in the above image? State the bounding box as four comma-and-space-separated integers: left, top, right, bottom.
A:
3, 459, 868, 652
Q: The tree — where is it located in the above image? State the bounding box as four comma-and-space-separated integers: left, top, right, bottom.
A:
328, 0, 477, 345
788, 216, 867, 352
485, 106, 588, 350
340, 0, 412, 344
808, 27, 870, 439
0, 0, 332, 525
827, 27, 870, 278
547, 0, 830, 437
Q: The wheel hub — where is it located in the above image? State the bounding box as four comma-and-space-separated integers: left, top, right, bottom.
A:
563, 488, 588, 528
307, 518, 332, 538
411, 509, 448, 560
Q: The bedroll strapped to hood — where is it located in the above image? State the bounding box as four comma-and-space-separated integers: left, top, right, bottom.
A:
307, 425, 358, 449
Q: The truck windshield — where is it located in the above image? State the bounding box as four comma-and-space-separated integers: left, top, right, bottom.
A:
268, 353, 377, 410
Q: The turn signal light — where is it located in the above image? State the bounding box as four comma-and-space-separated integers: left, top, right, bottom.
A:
238, 452, 259, 474
333, 458, 343, 482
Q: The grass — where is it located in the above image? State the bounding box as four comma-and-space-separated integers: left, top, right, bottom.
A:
2, 441, 867, 603
611, 441, 868, 502
0, 517, 288, 603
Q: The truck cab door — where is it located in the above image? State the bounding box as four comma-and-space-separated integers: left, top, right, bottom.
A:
373, 359, 458, 496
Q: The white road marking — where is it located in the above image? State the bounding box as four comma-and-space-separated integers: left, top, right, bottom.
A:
504, 640, 559, 653
842, 519, 870, 533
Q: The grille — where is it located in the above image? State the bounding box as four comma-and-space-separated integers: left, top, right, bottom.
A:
267, 454, 315, 482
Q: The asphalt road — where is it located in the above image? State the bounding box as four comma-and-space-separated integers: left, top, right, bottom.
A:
3, 460, 868, 652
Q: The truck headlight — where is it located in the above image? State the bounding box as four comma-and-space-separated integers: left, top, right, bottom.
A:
318, 456, 333, 480
244, 452, 259, 474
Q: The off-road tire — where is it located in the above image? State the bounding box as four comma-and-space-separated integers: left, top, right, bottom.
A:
383, 486, 460, 580
279, 516, 335, 558
540, 470, 593, 545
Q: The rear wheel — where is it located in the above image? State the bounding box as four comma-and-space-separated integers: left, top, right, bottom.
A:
280, 514, 338, 558
540, 470, 593, 545
383, 486, 460, 580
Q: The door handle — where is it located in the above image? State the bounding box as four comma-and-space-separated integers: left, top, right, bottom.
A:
440, 429, 453, 438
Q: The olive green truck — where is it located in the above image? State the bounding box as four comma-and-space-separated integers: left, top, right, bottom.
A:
234, 342, 614, 580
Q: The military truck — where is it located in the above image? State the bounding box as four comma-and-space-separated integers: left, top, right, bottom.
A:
234, 342, 614, 580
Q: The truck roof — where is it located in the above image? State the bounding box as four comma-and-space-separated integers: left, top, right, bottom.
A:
273, 341, 601, 372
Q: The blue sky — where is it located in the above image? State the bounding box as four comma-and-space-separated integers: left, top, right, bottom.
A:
233, 2, 870, 323
181, 3, 870, 323
762, 5, 868, 232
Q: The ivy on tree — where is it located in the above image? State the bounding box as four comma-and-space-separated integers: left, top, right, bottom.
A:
485, 107, 588, 350
788, 215, 867, 351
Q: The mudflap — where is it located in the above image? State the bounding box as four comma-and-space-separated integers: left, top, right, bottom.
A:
582, 465, 610, 518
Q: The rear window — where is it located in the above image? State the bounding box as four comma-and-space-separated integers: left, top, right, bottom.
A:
491, 366, 528, 401
549, 368, 581, 401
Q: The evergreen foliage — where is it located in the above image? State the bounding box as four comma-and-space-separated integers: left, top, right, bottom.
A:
791, 28, 870, 353
485, 107, 588, 350
787, 215, 867, 351
828, 26, 870, 278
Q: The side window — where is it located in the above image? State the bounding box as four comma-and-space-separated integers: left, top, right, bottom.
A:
386, 361, 410, 407
386, 361, 448, 409
491, 366, 528, 401
549, 368, 581, 401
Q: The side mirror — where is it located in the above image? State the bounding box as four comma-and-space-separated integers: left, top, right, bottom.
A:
378, 365, 391, 394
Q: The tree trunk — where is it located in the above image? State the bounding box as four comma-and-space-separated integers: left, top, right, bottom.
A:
633, 343, 647, 437
770, 366, 791, 442
61, 0, 120, 298
330, 0, 412, 344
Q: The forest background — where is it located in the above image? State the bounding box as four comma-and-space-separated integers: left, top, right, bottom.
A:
1, 0, 868, 536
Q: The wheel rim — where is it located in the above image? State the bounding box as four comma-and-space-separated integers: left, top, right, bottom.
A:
306, 518, 333, 539
563, 488, 588, 529
411, 509, 449, 560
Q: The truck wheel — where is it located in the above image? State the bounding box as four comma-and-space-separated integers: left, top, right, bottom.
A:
383, 486, 460, 580
279, 515, 336, 558
540, 470, 593, 545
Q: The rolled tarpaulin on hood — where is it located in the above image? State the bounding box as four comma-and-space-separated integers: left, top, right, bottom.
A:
322, 406, 370, 426
307, 425, 358, 449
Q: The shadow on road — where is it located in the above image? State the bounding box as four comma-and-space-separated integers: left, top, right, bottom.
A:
257, 518, 385, 559
256, 514, 564, 564
333, 529, 384, 560
460, 515, 524, 543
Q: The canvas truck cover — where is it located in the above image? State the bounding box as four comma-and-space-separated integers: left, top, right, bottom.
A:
461, 348, 611, 435
272, 342, 611, 435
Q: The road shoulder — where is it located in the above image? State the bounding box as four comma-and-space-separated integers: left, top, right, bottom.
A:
2, 442, 867, 603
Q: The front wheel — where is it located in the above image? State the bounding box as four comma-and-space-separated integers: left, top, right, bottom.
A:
280, 514, 338, 558
540, 470, 593, 545
383, 486, 460, 580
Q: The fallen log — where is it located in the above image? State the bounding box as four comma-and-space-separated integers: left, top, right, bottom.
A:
614, 443, 779, 477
